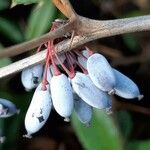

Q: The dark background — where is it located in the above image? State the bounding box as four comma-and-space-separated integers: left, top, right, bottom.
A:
0, 0, 150, 149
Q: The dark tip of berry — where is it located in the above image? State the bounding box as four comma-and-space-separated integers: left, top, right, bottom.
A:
138, 95, 144, 101
32, 77, 39, 84
64, 117, 70, 122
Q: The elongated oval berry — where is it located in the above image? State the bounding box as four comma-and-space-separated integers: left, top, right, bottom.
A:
50, 74, 74, 121
74, 93, 92, 126
77, 49, 88, 69
21, 64, 43, 91
78, 56, 87, 69
0, 98, 19, 118
71, 72, 112, 109
113, 69, 143, 100
87, 53, 116, 94
24, 83, 52, 138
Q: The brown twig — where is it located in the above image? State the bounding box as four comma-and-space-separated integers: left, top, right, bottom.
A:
0, 21, 75, 58
113, 99, 150, 116
52, 0, 76, 18
0, 15, 150, 58
0, 0, 150, 78
0, 0, 149, 118
0, 37, 149, 79
0, 15, 150, 78
89, 43, 123, 58
112, 51, 150, 66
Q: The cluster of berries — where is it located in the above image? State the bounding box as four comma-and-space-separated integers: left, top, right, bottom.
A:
21, 46, 143, 138
0, 19, 143, 140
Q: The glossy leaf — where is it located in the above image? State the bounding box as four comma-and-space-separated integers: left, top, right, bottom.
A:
138, 141, 150, 150
25, 0, 56, 39
127, 140, 150, 150
0, 90, 33, 149
12, 0, 40, 6
123, 34, 141, 53
71, 109, 122, 150
0, 17, 24, 43
0, 0, 9, 10
116, 111, 133, 140
0, 119, 5, 148
0, 57, 11, 68
0, 44, 12, 67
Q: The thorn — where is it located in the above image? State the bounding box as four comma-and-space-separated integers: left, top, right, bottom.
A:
68, 30, 75, 50
85, 47, 94, 56
36, 44, 43, 53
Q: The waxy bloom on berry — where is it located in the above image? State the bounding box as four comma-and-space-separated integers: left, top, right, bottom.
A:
0, 98, 19, 118
21, 64, 43, 91
51, 74, 74, 121
24, 83, 52, 138
21, 19, 143, 138
87, 53, 116, 94
72, 72, 112, 109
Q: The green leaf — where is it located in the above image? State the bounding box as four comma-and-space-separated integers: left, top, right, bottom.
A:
11, 0, 40, 6
0, 58, 11, 67
0, 119, 5, 149
71, 109, 122, 150
123, 10, 146, 18
123, 34, 141, 53
0, 44, 12, 67
116, 111, 133, 140
0, 17, 24, 43
0, 90, 33, 149
137, 141, 150, 150
25, 0, 56, 39
128, 140, 150, 150
0, 0, 9, 10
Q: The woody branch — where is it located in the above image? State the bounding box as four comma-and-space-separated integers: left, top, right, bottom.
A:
0, 0, 150, 78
